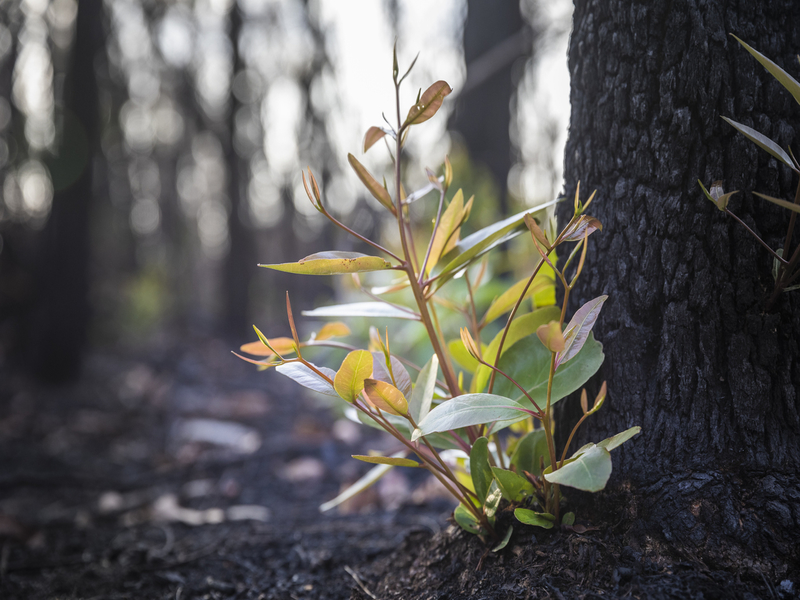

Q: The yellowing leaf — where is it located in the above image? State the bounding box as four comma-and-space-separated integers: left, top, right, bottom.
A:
261, 252, 393, 276
334, 350, 373, 403
315, 322, 351, 341
239, 337, 297, 357
404, 80, 452, 127
352, 455, 419, 467
363, 378, 408, 416
427, 189, 466, 274
483, 275, 554, 325
348, 154, 396, 213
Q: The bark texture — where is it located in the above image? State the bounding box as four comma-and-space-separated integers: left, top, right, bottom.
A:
563, 0, 800, 571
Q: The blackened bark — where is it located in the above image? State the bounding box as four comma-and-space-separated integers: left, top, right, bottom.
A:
562, 0, 800, 571
450, 0, 528, 211
26, 0, 104, 382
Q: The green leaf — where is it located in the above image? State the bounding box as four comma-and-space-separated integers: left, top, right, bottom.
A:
448, 338, 481, 372
474, 306, 562, 393
753, 191, 800, 214
492, 524, 513, 552
510, 429, 550, 477
363, 378, 408, 415
431, 201, 560, 292
561, 512, 576, 526
594, 426, 641, 453
348, 153, 396, 213
731, 34, 800, 106
484, 480, 502, 519
403, 80, 452, 128
427, 189, 467, 274
275, 362, 338, 397
514, 508, 555, 529
352, 454, 419, 467
303, 302, 420, 321
469, 437, 493, 504
260, 252, 393, 276
491, 467, 534, 502
543, 445, 612, 492
319, 457, 398, 512
482, 276, 554, 325
408, 354, 438, 422
411, 394, 530, 441
454, 503, 484, 535
556, 295, 607, 368
721, 117, 798, 172
334, 350, 373, 403
494, 332, 604, 409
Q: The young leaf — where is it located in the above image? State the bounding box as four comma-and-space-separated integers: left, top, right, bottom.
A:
275, 362, 338, 397
240, 336, 296, 357
319, 458, 398, 512
493, 333, 604, 409
484, 480, 502, 519
721, 117, 798, 172
753, 191, 800, 214
315, 322, 351, 341
482, 275, 554, 326
347, 153, 397, 213
510, 429, 550, 476
408, 354, 439, 422
561, 215, 603, 242
731, 34, 800, 106
454, 503, 484, 535
363, 378, 408, 415
561, 512, 576, 526
698, 179, 738, 211
492, 525, 513, 552
426, 189, 465, 274
524, 213, 549, 248
411, 394, 530, 441
543, 445, 612, 492
594, 426, 641, 452
556, 295, 608, 368
371, 353, 413, 397
352, 455, 419, 467
303, 302, 421, 321
514, 508, 555, 529
260, 252, 393, 276
403, 80, 452, 128
537, 321, 565, 353
450, 336, 481, 372
334, 350, 373, 403
491, 467, 535, 502
363, 126, 388, 153
469, 437, 493, 504
474, 306, 562, 393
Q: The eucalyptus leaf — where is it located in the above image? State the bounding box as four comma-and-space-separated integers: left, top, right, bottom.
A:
403, 80, 452, 127
594, 426, 642, 453
303, 302, 420, 321
275, 362, 338, 397
510, 429, 550, 476
721, 117, 798, 172
561, 512, 576, 526
347, 153, 396, 213
731, 35, 800, 106
334, 350, 373, 403
514, 508, 555, 529
556, 295, 607, 368
319, 458, 398, 512
371, 353, 412, 397
493, 333, 604, 409
753, 192, 800, 214
448, 338, 481, 372
363, 126, 388, 152
260, 252, 393, 276
352, 455, 419, 467
469, 437, 493, 503
482, 276, 554, 325
411, 394, 530, 441
484, 480, 502, 519
408, 354, 438, 422
363, 378, 408, 416
492, 524, 513, 552
491, 467, 534, 502
543, 445, 612, 492
454, 503, 484, 535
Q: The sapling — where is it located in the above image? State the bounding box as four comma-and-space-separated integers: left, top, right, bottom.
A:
236, 48, 640, 544
700, 35, 800, 309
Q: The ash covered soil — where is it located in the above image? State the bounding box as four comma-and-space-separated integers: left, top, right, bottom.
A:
0, 339, 795, 599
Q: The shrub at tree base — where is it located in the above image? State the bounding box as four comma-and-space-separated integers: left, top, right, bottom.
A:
234, 47, 640, 545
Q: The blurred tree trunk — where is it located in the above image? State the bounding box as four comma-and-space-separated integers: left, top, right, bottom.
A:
562, 0, 800, 571
450, 0, 529, 211
222, 1, 256, 338
26, 0, 104, 382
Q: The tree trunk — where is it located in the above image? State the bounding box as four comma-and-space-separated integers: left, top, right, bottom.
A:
562, 0, 800, 573
26, 0, 104, 382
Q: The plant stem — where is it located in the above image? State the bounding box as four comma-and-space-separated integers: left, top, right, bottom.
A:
543, 352, 560, 520
725, 208, 787, 264
418, 186, 446, 284
779, 178, 800, 268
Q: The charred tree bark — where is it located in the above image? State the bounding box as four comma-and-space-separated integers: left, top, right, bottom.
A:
26, 0, 104, 382
562, 0, 800, 573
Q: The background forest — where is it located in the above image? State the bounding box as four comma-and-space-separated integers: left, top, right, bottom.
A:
0, 0, 572, 381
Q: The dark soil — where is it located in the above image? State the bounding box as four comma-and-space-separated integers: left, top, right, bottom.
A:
0, 340, 797, 599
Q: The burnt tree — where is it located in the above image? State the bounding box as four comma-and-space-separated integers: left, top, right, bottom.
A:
562, 0, 800, 571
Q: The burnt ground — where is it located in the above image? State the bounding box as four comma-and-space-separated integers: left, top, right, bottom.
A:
0, 338, 797, 599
